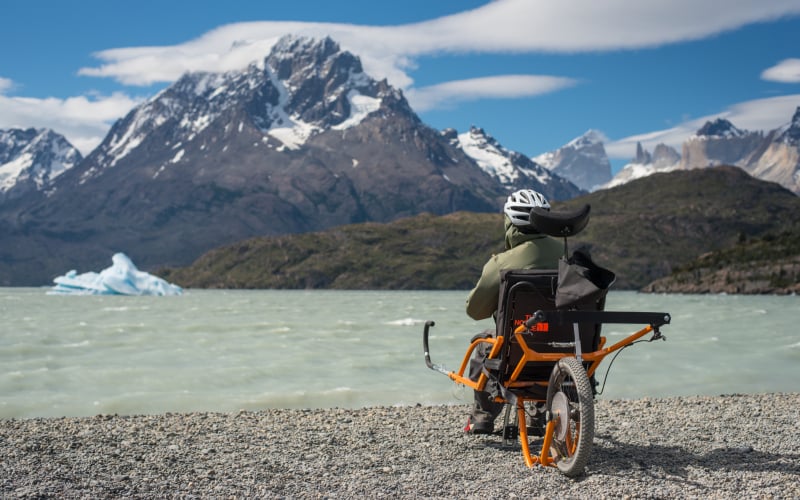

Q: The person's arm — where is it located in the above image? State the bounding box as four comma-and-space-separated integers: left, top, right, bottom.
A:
465, 256, 501, 320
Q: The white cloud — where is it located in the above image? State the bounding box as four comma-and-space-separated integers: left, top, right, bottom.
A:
5, 0, 800, 156
0, 77, 13, 93
0, 92, 143, 155
76, 0, 800, 90
406, 75, 579, 111
762, 58, 800, 83
606, 94, 800, 160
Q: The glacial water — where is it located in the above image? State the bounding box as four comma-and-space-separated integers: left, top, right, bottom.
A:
1, 288, 798, 419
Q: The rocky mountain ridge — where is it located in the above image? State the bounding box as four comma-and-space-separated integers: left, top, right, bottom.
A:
601, 108, 800, 194
680, 117, 765, 170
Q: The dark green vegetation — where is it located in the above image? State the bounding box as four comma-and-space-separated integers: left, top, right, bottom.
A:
160, 212, 505, 290
643, 230, 800, 294
553, 166, 800, 289
161, 166, 800, 291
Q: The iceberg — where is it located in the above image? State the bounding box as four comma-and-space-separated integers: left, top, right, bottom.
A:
49, 253, 183, 296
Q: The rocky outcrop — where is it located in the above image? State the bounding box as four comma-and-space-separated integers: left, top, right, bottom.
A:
603, 142, 680, 189
651, 143, 682, 169
746, 106, 800, 194
680, 118, 764, 169
642, 257, 800, 294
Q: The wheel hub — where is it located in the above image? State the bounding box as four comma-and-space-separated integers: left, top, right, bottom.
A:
550, 391, 570, 440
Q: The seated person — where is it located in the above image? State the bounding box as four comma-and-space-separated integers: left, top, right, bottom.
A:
464, 189, 563, 434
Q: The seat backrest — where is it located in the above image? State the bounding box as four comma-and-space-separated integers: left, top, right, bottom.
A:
495, 269, 604, 387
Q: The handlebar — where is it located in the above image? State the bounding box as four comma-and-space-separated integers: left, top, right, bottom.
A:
423, 320, 450, 374
525, 310, 671, 329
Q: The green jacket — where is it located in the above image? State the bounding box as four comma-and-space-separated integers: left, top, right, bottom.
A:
465, 217, 563, 320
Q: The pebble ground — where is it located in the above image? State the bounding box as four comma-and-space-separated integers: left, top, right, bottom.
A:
2, 393, 799, 498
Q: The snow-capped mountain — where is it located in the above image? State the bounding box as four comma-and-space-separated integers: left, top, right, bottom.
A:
81, 35, 397, 182
602, 108, 800, 194
534, 130, 612, 191
4, 35, 584, 286
603, 142, 680, 189
671, 110, 800, 194
746, 106, 800, 194
777, 106, 800, 145
0, 128, 82, 201
444, 126, 583, 200
680, 118, 764, 170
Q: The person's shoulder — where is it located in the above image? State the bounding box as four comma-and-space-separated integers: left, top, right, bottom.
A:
519, 234, 562, 248
542, 235, 565, 248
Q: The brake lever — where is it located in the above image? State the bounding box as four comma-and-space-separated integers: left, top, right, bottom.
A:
650, 327, 666, 342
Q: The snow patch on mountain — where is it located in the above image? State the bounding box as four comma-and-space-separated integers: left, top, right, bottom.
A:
532, 150, 557, 170
455, 127, 555, 187
332, 91, 381, 130
604, 158, 679, 189
269, 121, 319, 151
0, 154, 32, 192
106, 101, 171, 167
457, 127, 520, 185
444, 126, 589, 202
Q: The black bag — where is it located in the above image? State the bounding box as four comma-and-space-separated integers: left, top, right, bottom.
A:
555, 249, 616, 309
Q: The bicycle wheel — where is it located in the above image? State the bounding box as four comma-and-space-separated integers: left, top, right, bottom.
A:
546, 356, 595, 477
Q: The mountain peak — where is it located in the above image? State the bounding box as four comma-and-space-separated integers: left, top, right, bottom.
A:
567, 129, 605, 149
535, 130, 611, 191
465, 126, 499, 148
778, 106, 800, 145
271, 34, 340, 58
0, 127, 82, 197
267, 35, 360, 82
454, 126, 582, 200
92, 34, 394, 171
696, 118, 744, 138
634, 142, 652, 164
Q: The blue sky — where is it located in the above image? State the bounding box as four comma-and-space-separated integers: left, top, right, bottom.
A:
2, 0, 800, 173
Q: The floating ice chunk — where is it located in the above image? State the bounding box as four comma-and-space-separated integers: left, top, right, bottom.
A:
49, 253, 183, 296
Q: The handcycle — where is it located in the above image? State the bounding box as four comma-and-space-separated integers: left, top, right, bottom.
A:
422, 204, 670, 477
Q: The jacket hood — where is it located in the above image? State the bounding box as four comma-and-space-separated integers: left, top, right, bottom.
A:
504, 215, 549, 250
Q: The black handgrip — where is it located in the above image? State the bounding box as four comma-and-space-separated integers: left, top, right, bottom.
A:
524, 311, 547, 328
423, 320, 436, 370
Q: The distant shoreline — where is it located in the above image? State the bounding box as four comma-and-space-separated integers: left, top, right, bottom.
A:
3, 284, 799, 295
2, 393, 798, 498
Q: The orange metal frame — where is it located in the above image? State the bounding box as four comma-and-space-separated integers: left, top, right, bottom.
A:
444, 321, 659, 468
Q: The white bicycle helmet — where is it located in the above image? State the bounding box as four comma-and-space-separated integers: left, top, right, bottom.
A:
503, 189, 550, 226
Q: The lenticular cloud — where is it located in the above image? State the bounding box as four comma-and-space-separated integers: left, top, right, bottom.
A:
49, 253, 183, 296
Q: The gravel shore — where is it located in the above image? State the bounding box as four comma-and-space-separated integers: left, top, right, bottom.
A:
2, 393, 799, 499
